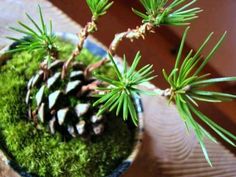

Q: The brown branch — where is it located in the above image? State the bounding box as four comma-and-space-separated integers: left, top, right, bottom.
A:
84, 57, 109, 78
77, 80, 102, 96
39, 46, 58, 80
61, 19, 97, 79
109, 22, 154, 55
40, 59, 51, 80
85, 22, 155, 76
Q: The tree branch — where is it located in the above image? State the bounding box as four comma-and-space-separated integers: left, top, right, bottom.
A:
61, 19, 97, 79
85, 22, 155, 76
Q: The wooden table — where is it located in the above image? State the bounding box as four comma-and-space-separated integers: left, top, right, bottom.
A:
0, 1, 236, 177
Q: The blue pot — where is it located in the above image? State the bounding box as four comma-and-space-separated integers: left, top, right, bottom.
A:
0, 32, 144, 177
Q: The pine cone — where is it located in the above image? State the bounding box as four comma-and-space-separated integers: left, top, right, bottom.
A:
26, 60, 106, 139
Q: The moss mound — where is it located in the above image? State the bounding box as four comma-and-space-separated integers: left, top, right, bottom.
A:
0, 39, 135, 177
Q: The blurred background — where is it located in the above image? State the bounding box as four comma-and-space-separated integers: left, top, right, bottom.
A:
50, 0, 236, 153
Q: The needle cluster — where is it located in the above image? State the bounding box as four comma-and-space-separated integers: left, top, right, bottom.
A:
94, 52, 155, 125
133, 0, 202, 26
163, 27, 236, 165
86, 0, 113, 20
7, 6, 57, 60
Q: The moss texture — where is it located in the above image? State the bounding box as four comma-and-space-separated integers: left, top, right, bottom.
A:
0, 39, 134, 177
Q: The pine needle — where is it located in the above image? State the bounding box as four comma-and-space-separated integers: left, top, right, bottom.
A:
93, 52, 156, 125
163, 27, 236, 165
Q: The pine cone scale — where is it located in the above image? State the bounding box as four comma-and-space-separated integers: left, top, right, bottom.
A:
26, 60, 106, 139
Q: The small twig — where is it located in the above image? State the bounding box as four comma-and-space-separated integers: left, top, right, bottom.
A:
109, 22, 154, 55
140, 82, 172, 97
84, 58, 109, 78
61, 19, 97, 79
40, 59, 51, 80
78, 80, 102, 96
85, 22, 155, 77
40, 48, 58, 80
162, 88, 172, 97
48, 47, 59, 60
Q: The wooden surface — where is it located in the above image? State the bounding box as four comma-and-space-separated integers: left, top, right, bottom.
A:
0, 0, 236, 177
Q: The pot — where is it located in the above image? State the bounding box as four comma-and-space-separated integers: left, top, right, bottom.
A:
0, 32, 144, 177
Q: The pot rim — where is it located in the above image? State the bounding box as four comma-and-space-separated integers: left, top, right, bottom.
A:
0, 32, 144, 177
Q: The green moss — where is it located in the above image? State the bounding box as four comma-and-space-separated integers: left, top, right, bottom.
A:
0, 39, 134, 177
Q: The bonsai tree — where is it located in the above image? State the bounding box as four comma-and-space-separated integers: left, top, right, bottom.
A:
6, 0, 236, 168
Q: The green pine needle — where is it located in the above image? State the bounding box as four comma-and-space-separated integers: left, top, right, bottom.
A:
163, 27, 236, 165
133, 0, 202, 26
86, 0, 113, 20
7, 5, 57, 58
93, 52, 156, 125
